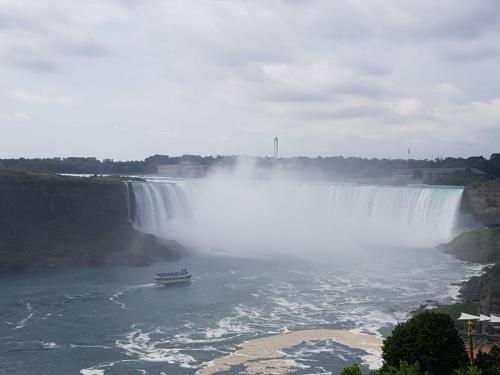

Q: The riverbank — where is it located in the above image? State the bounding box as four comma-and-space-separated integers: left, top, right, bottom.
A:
436, 227, 500, 320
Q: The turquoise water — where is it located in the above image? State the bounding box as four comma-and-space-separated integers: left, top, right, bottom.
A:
0, 249, 480, 375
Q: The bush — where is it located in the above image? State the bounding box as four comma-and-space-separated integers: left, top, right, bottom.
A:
473, 344, 500, 375
381, 311, 469, 375
373, 361, 426, 375
453, 366, 482, 375
340, 364, 362, 375
341, 361, 425, 375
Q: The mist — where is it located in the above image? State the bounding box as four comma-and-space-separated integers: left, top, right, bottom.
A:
132, 159, 464, 257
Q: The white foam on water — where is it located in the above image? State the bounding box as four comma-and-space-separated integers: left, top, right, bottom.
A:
80, 370, 104, 375
174, 334, 229, 345
70, 344, 112, 349
341, 309, 408, 337
205, 316, 251, 339
109, 290, 127, 310
42, 342, 58, 349
14, 302, 34, 329
116, 328, 197, 368
273, 297, 322, 312
447, 284, 461, 300
360, 349, 384, 370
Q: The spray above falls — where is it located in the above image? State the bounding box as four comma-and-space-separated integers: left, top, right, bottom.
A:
130, 174, 464, 253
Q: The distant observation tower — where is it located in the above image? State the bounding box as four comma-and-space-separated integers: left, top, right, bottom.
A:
273, 136, 279, 159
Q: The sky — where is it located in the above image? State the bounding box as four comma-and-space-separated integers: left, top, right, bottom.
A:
1, 0, 500, 160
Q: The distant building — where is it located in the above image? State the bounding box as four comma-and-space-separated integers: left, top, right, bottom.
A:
157, 161, 208, 178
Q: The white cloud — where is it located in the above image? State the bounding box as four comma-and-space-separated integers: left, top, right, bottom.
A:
390, 98, 424, 116
1, 112, 31, 122
12, 89, 75, 104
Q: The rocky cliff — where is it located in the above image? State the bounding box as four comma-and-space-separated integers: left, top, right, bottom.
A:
0, 170, 185, 271
441, 227, 500, 314
463, 181, 500, 227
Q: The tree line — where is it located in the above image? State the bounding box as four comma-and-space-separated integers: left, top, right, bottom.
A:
0, 154, 499, 184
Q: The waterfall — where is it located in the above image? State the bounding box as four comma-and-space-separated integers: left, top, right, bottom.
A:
325, 185, 463, 244
130, 181, 192, 237
130, 179, 464, 249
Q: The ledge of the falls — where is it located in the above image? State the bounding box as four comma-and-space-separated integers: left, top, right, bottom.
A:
0, 170, 187, 272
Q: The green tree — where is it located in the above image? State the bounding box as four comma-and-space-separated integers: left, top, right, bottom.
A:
412, 169, 423, 179
372, 361, 427, 375
340, 361, 426, 375
473, 344, 500, 375
381, 311, 469, 375
454, 366, 482, 375
340, 364, 362, 375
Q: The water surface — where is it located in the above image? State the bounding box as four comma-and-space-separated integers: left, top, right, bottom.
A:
0, 249, 480, 374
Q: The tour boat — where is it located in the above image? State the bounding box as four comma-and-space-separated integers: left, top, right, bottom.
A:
154, 269, 191, 285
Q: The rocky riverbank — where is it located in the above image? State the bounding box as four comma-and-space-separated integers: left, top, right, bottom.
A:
436, 227, 500, 318
0, 169, 186, 272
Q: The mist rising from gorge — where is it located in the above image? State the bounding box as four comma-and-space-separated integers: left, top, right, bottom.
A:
132, 159, 464, 256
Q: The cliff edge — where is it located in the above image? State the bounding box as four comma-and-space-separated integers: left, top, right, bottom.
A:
0, 170, 186, 271
463, 181, 500, 227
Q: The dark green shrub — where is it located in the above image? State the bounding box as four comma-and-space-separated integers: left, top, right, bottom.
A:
381, 311, 469, 375
473, 344, 500, 375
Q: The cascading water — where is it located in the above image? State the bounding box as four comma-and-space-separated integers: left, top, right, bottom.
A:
130, 181, 192, 237
130, 179, 464, 250
326, 185, 464, 244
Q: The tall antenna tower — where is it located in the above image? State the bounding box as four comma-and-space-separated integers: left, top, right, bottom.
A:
273, 136, 279, 159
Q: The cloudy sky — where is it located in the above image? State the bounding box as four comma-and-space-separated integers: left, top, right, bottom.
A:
1, 0, 500, 160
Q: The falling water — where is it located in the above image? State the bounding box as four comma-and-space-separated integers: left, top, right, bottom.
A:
326, 184, 464, 244
130, 181, 192, 237
130, 180, 463, 249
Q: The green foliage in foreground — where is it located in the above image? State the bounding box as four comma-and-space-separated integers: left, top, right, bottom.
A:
381, 311, 469, 375
340, 361, 426, 375
340, 312, 476, 374
473, 344, 500, 375
372, 361, 426, 374
340, 364, 363, 375
454, 366, 482, 375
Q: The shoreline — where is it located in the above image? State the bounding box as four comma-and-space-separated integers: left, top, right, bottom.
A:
430, 227, 500, 325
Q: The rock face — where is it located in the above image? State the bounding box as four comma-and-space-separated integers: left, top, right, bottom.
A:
463, 181, 500, 226
441, 227, 500, 314
0, 171, 185, 271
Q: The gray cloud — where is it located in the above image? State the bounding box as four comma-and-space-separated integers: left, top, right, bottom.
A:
56, 37, 110, 58
13, 58, 63, 73
0, 0, 499, 159
440, 44, 500, 63
298, 106, 388, 121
